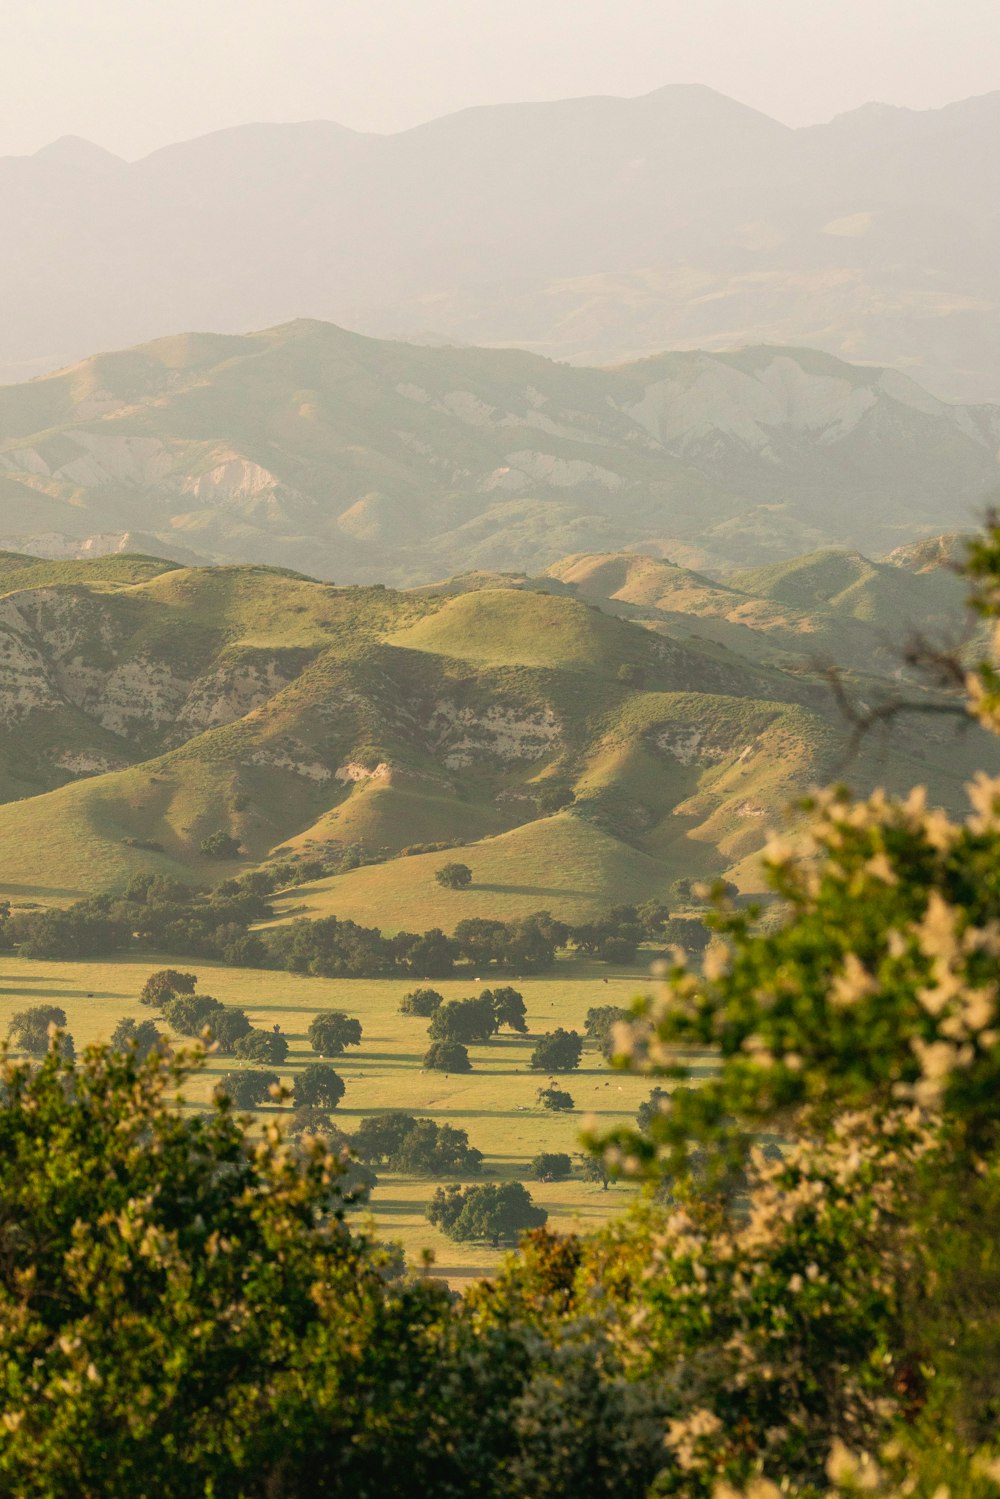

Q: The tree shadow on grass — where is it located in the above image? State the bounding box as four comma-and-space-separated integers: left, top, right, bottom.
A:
472, 882, 591, 898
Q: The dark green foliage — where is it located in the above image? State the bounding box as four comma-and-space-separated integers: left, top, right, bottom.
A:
307, 1011, 362, 1056
233, 1029, 289, 1065
351, 1113, 421, 1166
109, 1017, 163, 1060
0, 1041, 454, 1495
636, 1087, 670, 1133
6, 904, 127, 960
401, 927, 457, 978
428, 996, 495, 1045
484, 985, 528, 1033
435, 861, 472, 889
535, 783, 576, 815
598, 935, 638, 964
392, 1120, 484, 1177
204, 1006, 252, 1052
659, 916, 711, 954
423, 1039, 471, 1073
578, 1154, 613, 1190
530, 1152, 572, 1180
200, 829, 242, 858
536, 1084, 575, 1111
139, 969, 197, 1008
399, 987, 443, 1016
426, 1182, 547, 1246
162, 992, 224, 1036
584, 1005, 630, 1055
216, 1068, 279, 1109
293, 1064, 346, 1110
530, 1029, 583, 1072
7, 1005, 68, 1056
635, 899, 671, 936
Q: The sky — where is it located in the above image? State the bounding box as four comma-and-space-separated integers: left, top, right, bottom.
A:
2, 0, 999, 159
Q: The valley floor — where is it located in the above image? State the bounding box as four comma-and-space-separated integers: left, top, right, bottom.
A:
0, 950, 669, 1282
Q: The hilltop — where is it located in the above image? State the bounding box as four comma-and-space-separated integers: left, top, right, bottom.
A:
0, 320, 996, 581
0, 546, 989, 919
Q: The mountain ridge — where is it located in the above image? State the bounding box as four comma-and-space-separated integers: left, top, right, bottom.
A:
0, 320, 995, 584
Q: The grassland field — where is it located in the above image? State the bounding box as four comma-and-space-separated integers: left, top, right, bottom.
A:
0, 948, 681, 1284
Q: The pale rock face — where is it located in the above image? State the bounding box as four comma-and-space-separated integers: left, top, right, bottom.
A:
177, 457, 283, 507
55, 432, 177, 488
175, 660, 292, 735
654, 726, 744, 766
53, 751, 129, 775
335, 760, 391, 782
626, 357, 883, 458
249, 748, 332, 782
430, 699, 561, 768
58, 657, 189, 736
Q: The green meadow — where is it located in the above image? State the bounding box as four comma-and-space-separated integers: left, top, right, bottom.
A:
0, 949, 669, 1283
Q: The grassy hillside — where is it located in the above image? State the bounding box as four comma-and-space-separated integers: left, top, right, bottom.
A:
0, 548, 986, 914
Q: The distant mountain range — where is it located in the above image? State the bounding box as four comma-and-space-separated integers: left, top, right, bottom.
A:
3, 85, 999, 401
0, 544, 988, 916
0, 320, 996, 582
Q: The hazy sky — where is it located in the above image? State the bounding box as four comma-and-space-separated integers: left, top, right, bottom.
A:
4, 0, 999, 159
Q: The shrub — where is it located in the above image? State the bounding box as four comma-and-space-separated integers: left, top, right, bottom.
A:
293, 1064, 346, 1110
233, 1029, 288, 1065
423, 1040, 471, 1073
399, 987, 443, 1016
529, 1029, 583, 1072
535, 784, 575, 816
307, 1011, 362, 1056
200, 830, 242, 858
435, 862, 472, 890
530, 1152, 572, 1181
536, 1085, 574, 1111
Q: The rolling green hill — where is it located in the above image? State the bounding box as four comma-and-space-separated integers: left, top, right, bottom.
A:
0, 546, 989, 919
0, 319, 996, 582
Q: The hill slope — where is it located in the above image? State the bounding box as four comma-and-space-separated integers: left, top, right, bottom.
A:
0, 321, 996, 581
0, 549, 989, 917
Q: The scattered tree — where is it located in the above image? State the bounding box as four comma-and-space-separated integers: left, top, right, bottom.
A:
293, 1064, 346, 1110
584, 1005, 630, 1056
530, 1152, 572, 1181
636, 1087, 670, 1133
163, 993, 224, 1036
423, 1039, 471, 1073
200, 830, 242, 859
216, 1068, 279, 1109
426, 1182, 547, 1247
435, 862, 472, 890
109, 1017, 163, 1060
307, 1011, 362, 1056
233, 1029, 288, 1065
428, 996, 495, 1045
399, 987, 443, 1016
484, 985, 528, 1033
139, 969, 197, 1008
204, 1006, 253, 1052
529, 1029, 583, 1072
579, 1154, 613, 1190
7, 1005, 69, 1056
